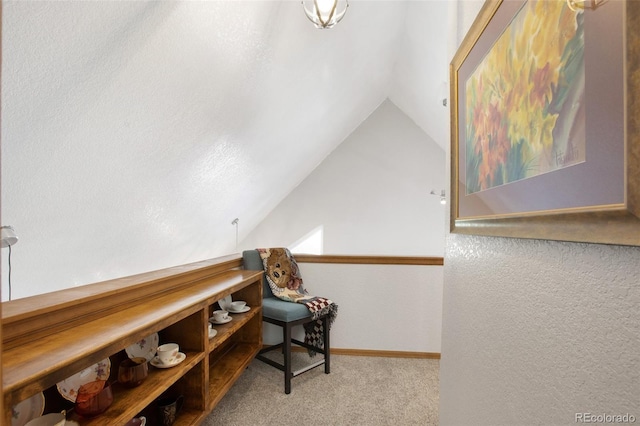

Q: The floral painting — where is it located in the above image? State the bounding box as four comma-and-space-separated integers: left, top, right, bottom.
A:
465, 0, 585, 194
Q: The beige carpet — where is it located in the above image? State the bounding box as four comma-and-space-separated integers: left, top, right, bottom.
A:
203, 353, 439, 426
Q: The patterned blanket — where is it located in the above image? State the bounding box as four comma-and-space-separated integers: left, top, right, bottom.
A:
258, 248, 338, 356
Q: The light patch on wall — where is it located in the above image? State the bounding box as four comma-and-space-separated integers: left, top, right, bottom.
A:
143, 201, 174, 237
191, 137, 245, 189
289, 226, 323, 255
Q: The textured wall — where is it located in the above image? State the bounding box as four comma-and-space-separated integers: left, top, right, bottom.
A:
440, 235, 640, 424
440, 1, 640, 424
0, 1, 414, 299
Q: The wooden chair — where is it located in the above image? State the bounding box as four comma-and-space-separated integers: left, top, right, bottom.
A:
242, 249, 330, 394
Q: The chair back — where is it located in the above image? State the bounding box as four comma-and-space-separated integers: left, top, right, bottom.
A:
242, 250, 274, 298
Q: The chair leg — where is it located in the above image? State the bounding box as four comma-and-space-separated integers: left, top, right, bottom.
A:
284, 322, 292, 394
322, 315, 330, 374
258, 316, 329, 394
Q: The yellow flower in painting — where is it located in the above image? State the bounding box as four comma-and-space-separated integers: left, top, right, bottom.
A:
465, 0, 583, 192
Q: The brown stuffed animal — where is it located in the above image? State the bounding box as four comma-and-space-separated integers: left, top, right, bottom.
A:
264, 248, 292, 288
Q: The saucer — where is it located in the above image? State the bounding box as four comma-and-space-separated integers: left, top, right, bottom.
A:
125, 332, 159, 362
150, 352, 186, 369
228, 306, 250, 314
208, 328, 217, 338
209, 316, 232, 325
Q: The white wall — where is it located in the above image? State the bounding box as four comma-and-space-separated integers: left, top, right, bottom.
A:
264, 262, 443, 354
242, 99, 445, 353
388, 0, 451, 151
439, 2, 640, 424
241, 99, 446, 256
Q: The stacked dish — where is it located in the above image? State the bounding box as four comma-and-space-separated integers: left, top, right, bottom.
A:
56, 359, 111, 403
125, 333, 159, 362
11, 392, 45, 426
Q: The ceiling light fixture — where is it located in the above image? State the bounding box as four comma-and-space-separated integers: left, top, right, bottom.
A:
566, 0, 608, 11
302, 0, 348, 29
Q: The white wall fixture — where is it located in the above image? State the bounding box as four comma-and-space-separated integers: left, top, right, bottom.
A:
430, 190, 446, 205
439, 81, 449, 107
302, 0, 348, 29
1, 226, 18, 301
232, 218, 239, 250
1, 226, 18, 248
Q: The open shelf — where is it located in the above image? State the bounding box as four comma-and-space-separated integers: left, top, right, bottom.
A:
2, 259, 263, 426
208, 306, 261, 353
173, 408, 205, 426
208, 342, 261, 409
71, 352, 204, 425
207, 310, 262, 409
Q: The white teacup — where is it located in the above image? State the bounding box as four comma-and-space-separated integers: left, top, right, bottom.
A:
229, 301, 247, 312
213, 310, 229, 322
156, 343, 179, 365
25, 412, 66, 426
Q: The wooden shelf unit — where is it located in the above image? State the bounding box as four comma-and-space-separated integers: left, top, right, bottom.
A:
2, 255, 262, 425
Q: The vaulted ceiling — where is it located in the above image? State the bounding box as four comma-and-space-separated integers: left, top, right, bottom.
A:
1, 1, 453, 294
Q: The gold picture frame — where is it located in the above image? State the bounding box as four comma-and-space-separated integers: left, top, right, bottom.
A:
450, 0, 640, 246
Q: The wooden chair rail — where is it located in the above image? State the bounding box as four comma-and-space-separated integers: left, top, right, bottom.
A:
293, 254, 444, 265
2, 253, 439, 348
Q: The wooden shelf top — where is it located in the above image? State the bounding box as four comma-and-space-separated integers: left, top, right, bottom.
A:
3, 269, 263, 402
3, 254, 243, 324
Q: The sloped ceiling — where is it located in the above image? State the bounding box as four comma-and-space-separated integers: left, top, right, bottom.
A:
1, 0, 450, 296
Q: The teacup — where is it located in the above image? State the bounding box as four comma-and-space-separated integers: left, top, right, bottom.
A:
118, 357, 149, 387
25, 412, 66, 426
229, 301, 246, 312
212, 310, 229, 322
124, 416, 147, 426
156, 343, 179, 365
75, 380, 113, 417
157, 395, 184, 426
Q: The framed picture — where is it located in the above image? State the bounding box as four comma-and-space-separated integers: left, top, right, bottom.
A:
450, 0, 640, 246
